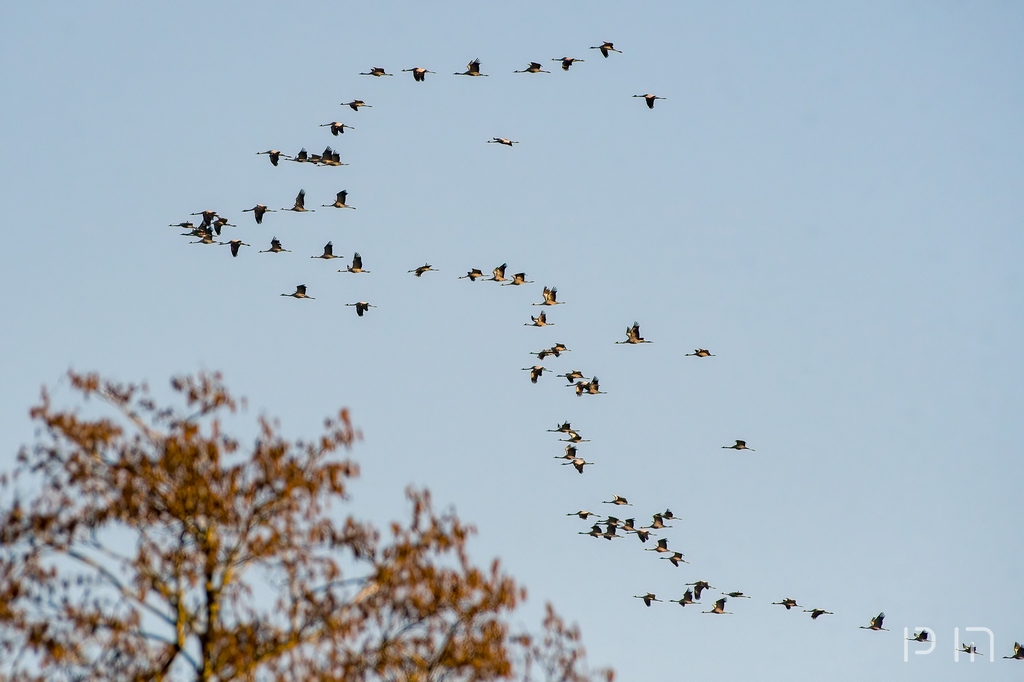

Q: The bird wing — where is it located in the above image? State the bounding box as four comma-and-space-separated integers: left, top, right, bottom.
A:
295, 190, 306, 208
337, 190, 347, 203
352, 253, 363, 269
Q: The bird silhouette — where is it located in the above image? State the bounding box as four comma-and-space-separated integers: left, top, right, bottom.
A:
522, 366, 547, 384
256, 150, 290, 166
616, 322, 651, 344
242, 204, 275, 225
220, 239, 250, 257
533, 287, 562, 305
340, 253, 370, 274
459, 268, 485, 281
311, 242, 341, 259
320, 122, 354, 136
281, 284, 314, 299
502, 272, 532, 286
633, 94, 666, 109
661, 552, 688, 567
686, 581, 714, 600
342, 100, 372, 111
590, 41, 622, 57
360, 66, 393, 77
408, 263, 437, 277
345, 302, 376, 317
722, 440, 755, 451
259, 237, 290, 254
703, 598, 732, 615
488, 263, 508, 282
686, 348, 716, 357
455, 59, 488, 76
402, 67, 435, 81
772, 598, 801, 610
552, 57, 584, 71
562, 457, 593, 474
671, 589, 697, 606
526, 311, 552, 327
514, 62, 549, 73
488, 137, 518, 147
634, 593, 662, 607
282, 189, 313, 212
322, 190, 355, 209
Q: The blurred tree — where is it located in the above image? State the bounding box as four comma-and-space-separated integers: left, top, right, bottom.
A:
0, 371, 611, 682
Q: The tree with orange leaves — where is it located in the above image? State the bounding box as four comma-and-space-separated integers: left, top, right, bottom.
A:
0, 371, 612, 682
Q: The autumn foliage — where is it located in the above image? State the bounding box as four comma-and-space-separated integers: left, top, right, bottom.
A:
0, 371, 612, 682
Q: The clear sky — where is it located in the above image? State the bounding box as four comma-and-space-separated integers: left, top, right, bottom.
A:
1, 1, 1021, 679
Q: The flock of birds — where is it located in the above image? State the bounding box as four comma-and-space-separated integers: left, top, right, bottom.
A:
164, 40, 1023, 664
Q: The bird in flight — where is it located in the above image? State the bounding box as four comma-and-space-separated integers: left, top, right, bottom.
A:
503, 272, 532, 286
907, 629, 930, 641
805, 608, 834, 620
459, 268, 485, 281
522, 366, 547, 384
256, 149, 290, 166
311, 242, 341, 260
515, 62, 549, 73
259, 237, 290, 253
345, 302, 377, 317
533, 287, 563, 306
590, 41, 622, 58
552, 57, 584, 71
603, 494, 632, 506
488, 263, 508, 282
408, 263, 437, 277
563, 457, 594, 474
634, 593, 662, 607
615, 322, 651, 344
772, 598, 801, 610
526, 311, 552, 327
722, 440, 755, 452
340, 253, 370, 274
402, 67, 435, 81
686, 581, 714, 600
360, 66, 393, 77
661, 552, 688, 567
455, 59, 488, 76
341, 99, 372, 111
703, 598, 732, 615
633, 94, 666, 109
242, 204, 274, 224
220, 239, 250, 257
686, 348, 716, 357
671, 589, 698, 607
320, 122, 354, 136
282, 189, 313, 212
281, 284, 314, 300
488, 137, 518, 147
322, 190, 356, 209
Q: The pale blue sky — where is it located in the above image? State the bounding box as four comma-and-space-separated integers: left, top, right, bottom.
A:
1, 1, 1022, 679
